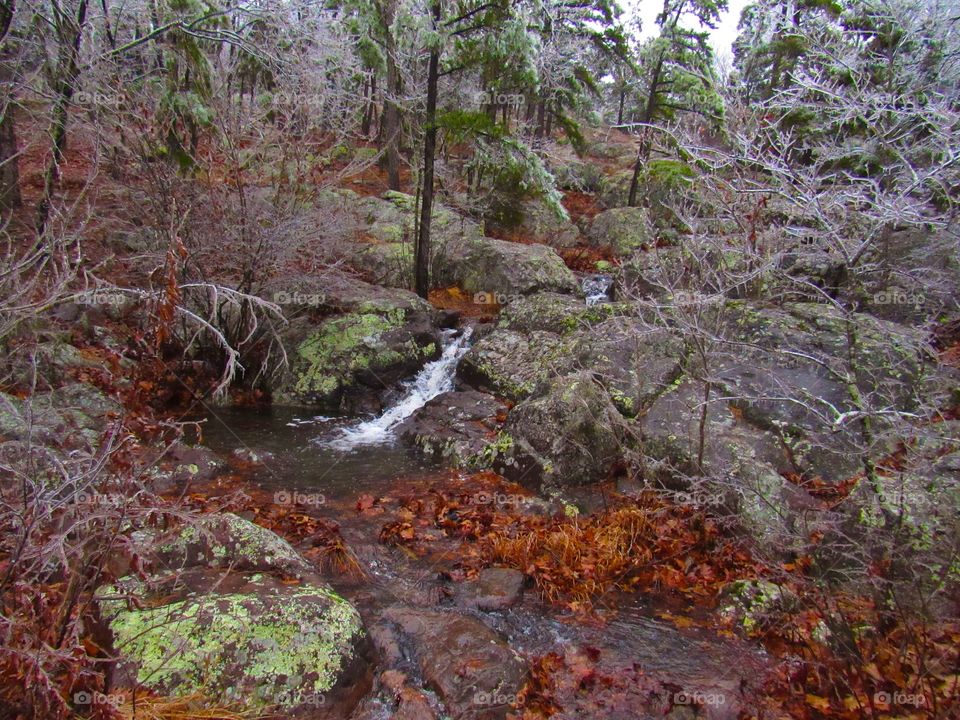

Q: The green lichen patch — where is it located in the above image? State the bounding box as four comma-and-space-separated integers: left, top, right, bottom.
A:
106, 582, 364, 709
291, 309, 430, 401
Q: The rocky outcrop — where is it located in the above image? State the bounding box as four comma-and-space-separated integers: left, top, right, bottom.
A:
272, 273, 441, 409
458, 329, 579, 401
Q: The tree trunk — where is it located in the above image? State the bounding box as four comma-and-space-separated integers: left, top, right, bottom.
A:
0, 104, 20, 213
616, 87, 626, 126
414, 0, 441, 298
627, 52, 665, 208
0, 0, 19, 214
377, 0, 401, 191
35, 0, 89, 237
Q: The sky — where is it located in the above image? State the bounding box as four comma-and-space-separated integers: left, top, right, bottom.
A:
625, 0, 751, 65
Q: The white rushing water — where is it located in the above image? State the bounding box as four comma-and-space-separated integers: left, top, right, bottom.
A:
582, 274, 613, 306
324, 327, 473, 450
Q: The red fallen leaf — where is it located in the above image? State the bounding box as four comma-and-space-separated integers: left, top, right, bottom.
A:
356, 494, 376, 512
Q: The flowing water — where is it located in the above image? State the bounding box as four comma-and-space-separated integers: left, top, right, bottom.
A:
198, 323, 767, 718
582, 273, 613, 305
325, 327, 473, 450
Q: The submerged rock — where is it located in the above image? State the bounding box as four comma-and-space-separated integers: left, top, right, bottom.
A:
458, 567, 526, 611
381, 607, 527, 720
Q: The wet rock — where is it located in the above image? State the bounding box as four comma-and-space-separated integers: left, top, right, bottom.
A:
394, 686, 440, 720
499, 371, 634, 487
458, 329, 578, 401
276, 306, 441, 409
99, 570, 370, 718
587, 207, 654, 257
381, 607, 527, 720
396, 390, 508, 467
459, 568, 526, 611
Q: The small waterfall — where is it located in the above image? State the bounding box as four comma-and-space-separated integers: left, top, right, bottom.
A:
582, 274, 613, 306
324, 327, 473, 450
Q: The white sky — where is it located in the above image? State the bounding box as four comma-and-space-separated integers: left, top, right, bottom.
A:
624, 0, 751, 66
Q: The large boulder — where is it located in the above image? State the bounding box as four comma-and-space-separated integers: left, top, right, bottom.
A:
574, 318, 685, 417
275, 281, 441, 408
587, 207, 655, 257
498, 371, 634, 487
437, 234, 579, 299
715, 301, 925, 482
98, 513, 371, 717
0, 383, 121, 450
497, 292, 632, 335
144, 512, 315, 578
511, 197, 581, 249
396, 389, 508, 467
458, 329, 578, 401
101, 571, 370, 717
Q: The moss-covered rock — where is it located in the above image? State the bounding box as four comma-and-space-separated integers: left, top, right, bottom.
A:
277, 307, 439, 408
101, 572, 369, 715
458, 329, 578, 401
148, 513, 314, 578
497, 292, 633, 335
498, 371, 634, 487
439, 235, 578, 298
586, 207, 654, 257
509, 198, 581, 249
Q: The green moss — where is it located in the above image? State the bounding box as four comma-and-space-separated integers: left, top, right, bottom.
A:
292, 310, 408, 398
